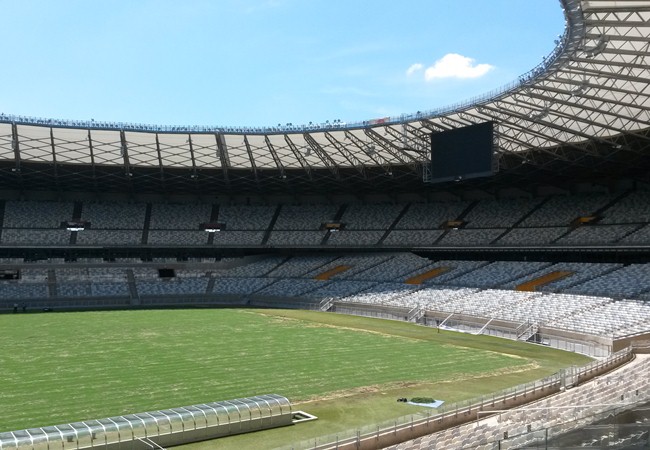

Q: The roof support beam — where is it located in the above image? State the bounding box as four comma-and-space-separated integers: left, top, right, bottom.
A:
524, 87, 650, 130
119, 131, 133, 185
154, 133, 167, 193
263, 135, 286, 178
283, 135, 312, 180
242, 135, 259, 182
323, 131, 365, 176
302, 133, 340, 178
344, 130, 391, 174
49, 127, 59, 180
187, 134, 198, 179
389, 123, 431, 156
363, 127, 420, 173
215, 133, 231, 186
497, 94, 650, 146
11, 123, 21, 174
87, 130, 98, 192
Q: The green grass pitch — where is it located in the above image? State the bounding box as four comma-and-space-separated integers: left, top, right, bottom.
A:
0, 308, 591, 448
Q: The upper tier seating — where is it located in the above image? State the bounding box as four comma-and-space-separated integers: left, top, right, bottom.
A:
273, 204, 338, 230
599, 190, 650, 224
0, 191, 648, 249
4, 201, 74, 228
395, 202, 470, 229
340, 204, 403, 230
619, 223, 650, 244
556, 224, 638, 245
77, 230, 142, 245
327, 230, 384, 246
211, 231, 264, 246
1, 229, 70, 245
382, 230, 444, 246
464, 198, 541, 228
437, 228, 505, 246
520, 193, 611, 227
148, 230, 208, 245
149, 203, 212, 230
218, 205, 275, 230
267, 230, 326, 246
81, 202, 146, 229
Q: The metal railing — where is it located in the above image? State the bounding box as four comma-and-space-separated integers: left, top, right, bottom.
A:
279, 347, 633, 449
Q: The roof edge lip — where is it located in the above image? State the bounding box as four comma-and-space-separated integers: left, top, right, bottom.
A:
0, 0, 581, 136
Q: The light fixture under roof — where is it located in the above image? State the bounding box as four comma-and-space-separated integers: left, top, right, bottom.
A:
584, 35, 608, 58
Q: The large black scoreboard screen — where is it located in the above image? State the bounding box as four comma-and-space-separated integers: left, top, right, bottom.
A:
430, 121, 495, 183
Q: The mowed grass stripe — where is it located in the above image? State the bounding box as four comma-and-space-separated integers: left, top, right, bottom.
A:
0, 309, 588, 433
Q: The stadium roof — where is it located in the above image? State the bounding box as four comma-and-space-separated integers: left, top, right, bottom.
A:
0, 0, 649, 196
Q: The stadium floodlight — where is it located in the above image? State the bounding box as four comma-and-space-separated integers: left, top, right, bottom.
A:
570, 77, 589, 97
584, 35, 608, 58
529, 104, 550, 121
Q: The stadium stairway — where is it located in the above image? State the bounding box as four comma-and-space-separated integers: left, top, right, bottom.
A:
516, 271, 575, 292
141, 204, 152, 245
404, 267, 450, 285
206, 204, 219, 245
261, 204, 282, 245
377, 203, 411, 245
126, 269, 140, 304
594, 190, 633, 219
320, 204, 347, 246
314, 265, 352, 280
491, 196, 553, 245
545, 193, 629, 244
613, 222, 647, 243
47, 269, 58, 297
0, 199, 5, 243
432, 200, 478, 245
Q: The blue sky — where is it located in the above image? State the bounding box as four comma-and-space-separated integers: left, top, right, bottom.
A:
0, 0, 564, 127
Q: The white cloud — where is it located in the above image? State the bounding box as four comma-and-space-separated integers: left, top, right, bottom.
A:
406, 63, 424, 76
423, 53, 494, 80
